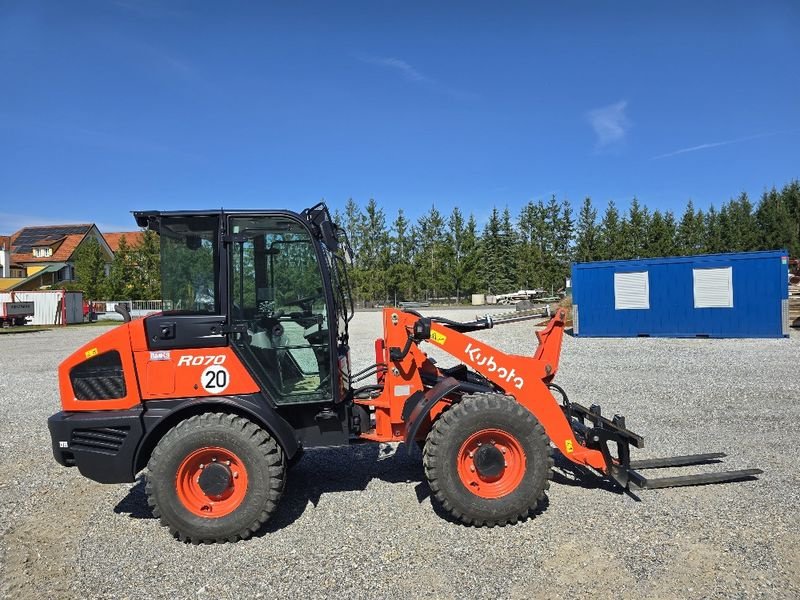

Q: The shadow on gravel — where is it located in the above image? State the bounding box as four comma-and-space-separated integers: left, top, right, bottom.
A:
114, 442, 562, 534
113, 442, 431, 531
550, 452, 632, 496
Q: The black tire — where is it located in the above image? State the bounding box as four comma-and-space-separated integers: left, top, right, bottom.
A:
423, 393, 553, 526
145, 412, 285, 543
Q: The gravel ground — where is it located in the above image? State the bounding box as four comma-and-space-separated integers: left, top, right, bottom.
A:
1, 310, 799, 599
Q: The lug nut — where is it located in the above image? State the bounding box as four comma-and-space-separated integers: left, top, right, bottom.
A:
468, 451, 474, 458
211, 457, 217, 462
233, 472, 239, 479
501, 448, 507, 454
225, 460, 231, 466
199, 463, 204, 469
470, 466, 475, 472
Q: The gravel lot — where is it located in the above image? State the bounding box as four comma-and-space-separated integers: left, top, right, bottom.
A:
1, 309, 799, 599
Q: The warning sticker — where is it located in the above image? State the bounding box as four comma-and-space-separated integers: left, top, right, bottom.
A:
85, 348, 98, 359
430, 330, 447, 345
201, 365, 230, 395
564, 440, 574, 453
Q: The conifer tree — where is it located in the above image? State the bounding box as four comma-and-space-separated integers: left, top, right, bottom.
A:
677, 200, 706, 255
574, 197, 599, 263
599, 201, 623, 259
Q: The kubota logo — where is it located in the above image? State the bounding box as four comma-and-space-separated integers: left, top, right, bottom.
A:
464, 343, 524, 390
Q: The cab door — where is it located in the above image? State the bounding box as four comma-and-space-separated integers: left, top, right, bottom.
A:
226, 214, 334, 405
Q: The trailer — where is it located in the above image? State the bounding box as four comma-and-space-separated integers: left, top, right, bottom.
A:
0, 300, 34, 327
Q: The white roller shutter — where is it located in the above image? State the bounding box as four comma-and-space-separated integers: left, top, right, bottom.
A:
693, 267, 733, 308
614, 271, 649, 310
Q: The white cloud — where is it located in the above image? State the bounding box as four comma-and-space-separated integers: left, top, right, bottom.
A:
586, 100, 631, 148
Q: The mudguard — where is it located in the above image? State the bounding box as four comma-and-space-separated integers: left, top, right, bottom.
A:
134, 393, 300, 473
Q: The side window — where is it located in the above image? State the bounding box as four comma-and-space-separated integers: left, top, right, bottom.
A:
160, 216, 218, 314
230, 217, 330, 403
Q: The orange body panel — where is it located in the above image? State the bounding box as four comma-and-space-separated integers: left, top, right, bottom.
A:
59, 323, 142, 411
133, 345, 259, 400
358, 308, 607, 472
59, 319, 259, 412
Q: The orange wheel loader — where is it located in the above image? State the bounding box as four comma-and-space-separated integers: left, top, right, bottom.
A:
47, 203, 761, 543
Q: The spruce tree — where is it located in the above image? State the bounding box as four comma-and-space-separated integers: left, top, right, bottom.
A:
388, 209, 413, 304
480, 208, 504, 294
460, 215, 481, 298
599, 201, 623, 259
677, 200, 705, 255
644, 210, 675, 257
447, 207, 466, 302
756, 187, 796, 253
704, 205, 723, 254
499, 207, 518, 291
574, 197, 599, 263
623, 197, 649, 259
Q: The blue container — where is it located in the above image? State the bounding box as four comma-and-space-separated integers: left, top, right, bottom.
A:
572, 250, 789, 338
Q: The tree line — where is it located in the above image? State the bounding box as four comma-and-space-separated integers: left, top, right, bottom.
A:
336, 179, 800, 305
66, 179, 799, 304
68, 231, 161, 301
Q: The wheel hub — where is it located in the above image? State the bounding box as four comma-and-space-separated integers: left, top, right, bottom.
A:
175, 446, 249, 518
197, 462, 232, 496
457, 428, 527, 499
473, 444, 505, 478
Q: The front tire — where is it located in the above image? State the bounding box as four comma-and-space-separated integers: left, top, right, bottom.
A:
423, 393, 553, 526
146, 412, 285, 543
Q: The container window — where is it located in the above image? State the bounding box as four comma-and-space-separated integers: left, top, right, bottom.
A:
614, 271, 650, 310
693, 267, 733, 308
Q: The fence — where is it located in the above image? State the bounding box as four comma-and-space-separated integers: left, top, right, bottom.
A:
98, 300, 163, 320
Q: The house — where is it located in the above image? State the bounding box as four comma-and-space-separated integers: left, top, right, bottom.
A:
104, 231, 145, 253
0, 224, 114, 291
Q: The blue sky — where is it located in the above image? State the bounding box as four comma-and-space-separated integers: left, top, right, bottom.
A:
1, 1, 799, 234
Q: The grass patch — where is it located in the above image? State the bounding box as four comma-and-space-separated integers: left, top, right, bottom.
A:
70, 320, 122, 327
0, 325, 53, 334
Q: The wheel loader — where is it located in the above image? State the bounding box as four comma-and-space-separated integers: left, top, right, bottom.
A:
48, 203, 761, 543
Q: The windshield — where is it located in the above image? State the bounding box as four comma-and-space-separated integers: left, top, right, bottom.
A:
159, 215, 219, 314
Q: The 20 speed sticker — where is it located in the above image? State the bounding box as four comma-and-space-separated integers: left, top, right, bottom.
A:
201, 365, 229, 394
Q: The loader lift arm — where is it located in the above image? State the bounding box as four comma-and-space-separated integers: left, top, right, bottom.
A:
375, 308, 761, 491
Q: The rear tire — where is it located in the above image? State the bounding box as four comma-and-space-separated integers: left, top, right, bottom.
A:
423, 393, 553, 526
146, 412, 285, 543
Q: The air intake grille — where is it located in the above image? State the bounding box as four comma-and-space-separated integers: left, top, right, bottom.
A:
71, 426, 129, 454
70, 351, 126, 400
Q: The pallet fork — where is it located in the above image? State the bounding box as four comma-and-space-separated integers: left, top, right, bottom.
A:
558, 391, 763, 491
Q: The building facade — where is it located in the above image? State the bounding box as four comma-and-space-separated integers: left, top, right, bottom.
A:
0, 225, 141, 292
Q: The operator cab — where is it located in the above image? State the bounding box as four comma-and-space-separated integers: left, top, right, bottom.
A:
134, 204, 354, 413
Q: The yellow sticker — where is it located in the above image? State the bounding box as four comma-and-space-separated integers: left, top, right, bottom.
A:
430, 330, 447, 345
565, 439, 574, 453
85, 347, 99, 359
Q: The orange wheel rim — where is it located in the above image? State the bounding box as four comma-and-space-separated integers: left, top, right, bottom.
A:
457, 429, 526, 499
175, 446, 248, 518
